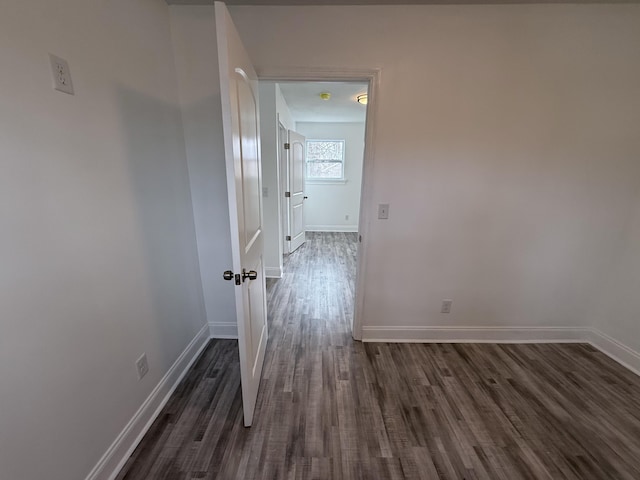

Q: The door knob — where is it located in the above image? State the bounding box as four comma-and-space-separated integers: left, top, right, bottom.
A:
223, 270, 242, 285
242, 269, 258, 282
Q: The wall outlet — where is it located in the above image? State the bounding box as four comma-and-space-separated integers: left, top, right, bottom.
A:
441, 299, 453, 314
49, 54, 74, 95
136, 353, 149, 380
378, 203, 390, 220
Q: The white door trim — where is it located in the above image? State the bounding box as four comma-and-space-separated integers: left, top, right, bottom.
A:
278, 120, 290, 257
257, 66, 381, 341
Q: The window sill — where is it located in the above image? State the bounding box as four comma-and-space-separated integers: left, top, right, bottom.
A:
306, 179, 348, 185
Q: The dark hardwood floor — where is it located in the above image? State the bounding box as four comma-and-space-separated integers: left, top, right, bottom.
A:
117, 232, 640, 480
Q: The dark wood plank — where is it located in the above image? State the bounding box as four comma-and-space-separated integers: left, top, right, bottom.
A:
116, 232, 640, 480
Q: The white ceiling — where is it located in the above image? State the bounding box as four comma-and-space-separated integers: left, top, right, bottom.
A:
277, 81, 368, 123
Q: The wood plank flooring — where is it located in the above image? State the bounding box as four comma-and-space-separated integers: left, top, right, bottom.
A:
117, 232, 640, 480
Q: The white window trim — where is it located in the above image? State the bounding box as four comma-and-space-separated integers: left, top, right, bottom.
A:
306, 179, 349, 185
305, 139, 346, 182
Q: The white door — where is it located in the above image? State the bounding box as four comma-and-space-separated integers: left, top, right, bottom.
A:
215, 1, 267, 427
279, 123, 290, 255
287, 130, 306, 253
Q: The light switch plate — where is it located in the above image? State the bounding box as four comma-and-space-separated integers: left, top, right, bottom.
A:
49, 54, 74, 95
378, 203, 389, 220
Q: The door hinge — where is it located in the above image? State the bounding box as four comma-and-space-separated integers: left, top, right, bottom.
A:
285, 191, 291, 198
359, 235, 362, 243
284, 143, 290, 150
286, 235, 291, 241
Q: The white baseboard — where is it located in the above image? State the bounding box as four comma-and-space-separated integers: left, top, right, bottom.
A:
265, 266, 283, 278
305, 224, 358, 233
587, 328, 640, 377
85, 323, 210, 480
361, 326, 588, 343
209, 322, 238, 339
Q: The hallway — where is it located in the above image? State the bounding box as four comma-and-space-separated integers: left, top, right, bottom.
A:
117, 233, 640, 480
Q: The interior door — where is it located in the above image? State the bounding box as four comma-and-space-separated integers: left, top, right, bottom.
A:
215, 1, 267, 427
279, 123, 290, 255
287, 130, 306, 253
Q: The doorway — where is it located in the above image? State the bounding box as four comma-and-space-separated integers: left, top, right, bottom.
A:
259, 79, 371, 339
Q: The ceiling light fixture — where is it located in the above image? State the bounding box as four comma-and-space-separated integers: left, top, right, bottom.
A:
356, 94, 368, 105
320, 92, 331, 101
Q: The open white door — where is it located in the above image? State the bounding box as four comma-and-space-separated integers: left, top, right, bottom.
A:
287, 130, 306, 252
216, 1, 267, 427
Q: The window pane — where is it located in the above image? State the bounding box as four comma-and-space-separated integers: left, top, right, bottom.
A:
307, 161, 343, 179
306, 140, 344, 162
306, 140, 345, 180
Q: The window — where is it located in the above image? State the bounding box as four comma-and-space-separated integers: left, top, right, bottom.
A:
305, 140, 345, 181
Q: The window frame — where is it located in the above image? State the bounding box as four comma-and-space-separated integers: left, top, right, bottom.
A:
304, 139, 347, 184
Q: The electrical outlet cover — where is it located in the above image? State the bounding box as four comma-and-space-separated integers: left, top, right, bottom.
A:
441, 300, 453, 314
136, 353, 149, 380
49, 54, 74, 95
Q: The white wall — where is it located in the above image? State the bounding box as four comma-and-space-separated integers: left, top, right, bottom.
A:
296, 122, 365, 232
258, 83, 281, 278
0, 1, 208, 479
259, 82, 295, 276
587, 193, 640, 371
276, 85, 296, 257
276, 84, 295, 132
229, 5, 640, 341
169, 6, 236, 337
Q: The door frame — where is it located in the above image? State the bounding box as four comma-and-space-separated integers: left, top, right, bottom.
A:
257, 67, 381, 341
278, 120, 290, 256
